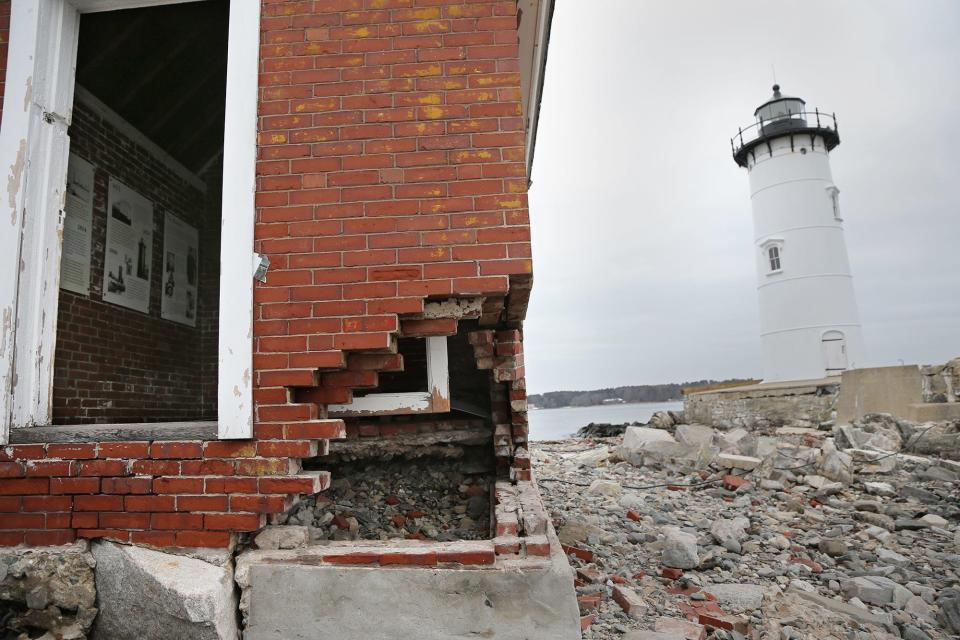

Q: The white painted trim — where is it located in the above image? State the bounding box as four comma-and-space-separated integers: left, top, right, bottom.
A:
328, 392, 433, 417
73, 85, 205, 191
524, 0, 553, 177
328, 337, 451, 417
71, 0, 202, 12
0, 1, 43, 444
425, 336, 450, 412
216, 0, 260, 439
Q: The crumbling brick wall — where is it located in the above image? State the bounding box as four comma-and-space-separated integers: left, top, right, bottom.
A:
0, 0, 533, 549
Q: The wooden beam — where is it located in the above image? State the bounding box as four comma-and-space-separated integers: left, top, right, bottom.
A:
10, 421, 218, 443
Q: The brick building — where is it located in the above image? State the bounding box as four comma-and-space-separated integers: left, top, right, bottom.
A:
0, 0, 556, 571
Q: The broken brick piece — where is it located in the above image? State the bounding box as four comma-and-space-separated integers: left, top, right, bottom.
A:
661, 567, 684, 580
611, 586, 645, 618
722, 475, 751, 491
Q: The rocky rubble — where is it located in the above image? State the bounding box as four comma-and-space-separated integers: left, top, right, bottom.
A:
0, 542, 96, 640
275, 458, 491, 542
535, 412, 959, 639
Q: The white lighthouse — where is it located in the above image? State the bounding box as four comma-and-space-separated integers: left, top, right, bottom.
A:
732, 85, 865, 382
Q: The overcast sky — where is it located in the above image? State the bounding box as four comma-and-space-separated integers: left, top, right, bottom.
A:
524, 1, 960, 394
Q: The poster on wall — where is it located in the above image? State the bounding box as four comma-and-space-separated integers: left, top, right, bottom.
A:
59, 154, 95, 295
102, 177, 153, 313
160, 212, 199, 327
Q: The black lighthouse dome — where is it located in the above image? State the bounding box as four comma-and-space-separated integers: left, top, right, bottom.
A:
731, 84, 840, 167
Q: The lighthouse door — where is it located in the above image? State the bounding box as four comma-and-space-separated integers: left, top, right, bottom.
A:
822, 331, 848, 374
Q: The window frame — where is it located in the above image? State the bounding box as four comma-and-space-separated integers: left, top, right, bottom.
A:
0, 0, 260, 443
826, 185, 842, 221
327, 337, 452, 417
759, 239, 784, 275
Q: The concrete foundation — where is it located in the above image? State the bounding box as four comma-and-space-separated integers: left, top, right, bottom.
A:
238, 534, 580, 640
684, 378, 839, 429
836, 365, 923, 425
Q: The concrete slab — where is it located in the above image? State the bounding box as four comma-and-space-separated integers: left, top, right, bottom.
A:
240, 535, 580, 640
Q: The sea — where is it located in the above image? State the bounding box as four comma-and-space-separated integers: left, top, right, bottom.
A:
527, 400, 685, 441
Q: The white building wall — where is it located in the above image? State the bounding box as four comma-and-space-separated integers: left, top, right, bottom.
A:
746, 134, 865, 382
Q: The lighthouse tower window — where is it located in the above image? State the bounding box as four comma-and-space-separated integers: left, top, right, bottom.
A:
827, 186, 842, 221
768, 246, 782, 273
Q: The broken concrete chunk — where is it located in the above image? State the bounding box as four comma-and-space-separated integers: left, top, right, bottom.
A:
587, 478, 622, 497
674, 424, 715, 450
92, 541, 239, 640
788, 584, 893, 626
716, 453, 761, 470
702, 583, 763, 612
661, 527, 699, 569
254, 526, 309, 550
842, 575, 897, 605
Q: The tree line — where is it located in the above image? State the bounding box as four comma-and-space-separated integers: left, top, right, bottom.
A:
527, 379, 752, 409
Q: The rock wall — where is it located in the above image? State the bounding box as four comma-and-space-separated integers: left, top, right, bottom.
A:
684, 382, 838, 430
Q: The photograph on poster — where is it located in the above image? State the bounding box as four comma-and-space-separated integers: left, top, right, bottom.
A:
161, 212, 199, 327
60, 154, 95, 296
102, 178, 153, 313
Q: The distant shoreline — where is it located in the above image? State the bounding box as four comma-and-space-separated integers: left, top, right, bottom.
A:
529, 399, 683, 411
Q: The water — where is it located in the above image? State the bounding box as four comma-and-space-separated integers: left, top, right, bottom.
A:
527, 401, 685, 441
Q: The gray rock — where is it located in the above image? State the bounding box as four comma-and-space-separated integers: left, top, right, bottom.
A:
901, 625, 931, 640
587, 479, 622, 497
710, 517, 749, 554
254, 526, 309, 550
843, 575, 898, 605
0, 543, 97, 636
877, 548, 909, 566
703, 583, 764, 611
938, 589, 960, 633
818, 539, 847, 557
864, 481, 896, 497
675, 424, 715, 449
900, 486, 940, 504
661, 527, 699, 569
788, 584, 893, 626
819, 442, 854, 484
92, 541, 238, 640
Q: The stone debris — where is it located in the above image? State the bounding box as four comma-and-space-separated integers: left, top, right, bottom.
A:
535, 412, 959, 639
277, 458, 491, 542
0, 542, 97, 639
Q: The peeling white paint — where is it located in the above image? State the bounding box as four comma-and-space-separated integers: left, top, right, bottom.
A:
7, 139, 26, 222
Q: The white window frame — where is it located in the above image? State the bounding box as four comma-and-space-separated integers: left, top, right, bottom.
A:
327, 337, 451, 417
0, 0, 260, 443
760, 239, 783, 275
826, 185, 842, 221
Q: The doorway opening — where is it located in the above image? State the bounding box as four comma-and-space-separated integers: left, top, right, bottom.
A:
52, 1, 228, 424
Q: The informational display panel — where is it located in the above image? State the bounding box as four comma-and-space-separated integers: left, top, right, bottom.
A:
59, 154, 95, 295
102, 178, 153, 313
161, 212, 199, 327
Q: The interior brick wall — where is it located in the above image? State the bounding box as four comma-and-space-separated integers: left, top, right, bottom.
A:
52, 96, 219, 424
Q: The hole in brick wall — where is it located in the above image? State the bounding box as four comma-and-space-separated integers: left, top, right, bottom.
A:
295, 451, 494, 542
51, 1, 228, 425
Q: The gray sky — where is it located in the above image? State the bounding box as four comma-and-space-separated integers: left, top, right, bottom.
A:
525, 1, 960, 394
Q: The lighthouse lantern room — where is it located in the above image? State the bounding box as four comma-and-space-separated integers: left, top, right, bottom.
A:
732, 85, 865, 382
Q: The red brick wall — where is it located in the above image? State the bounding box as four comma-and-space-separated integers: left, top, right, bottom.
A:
52, 97, 219, 424
251, 0, 533, 421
